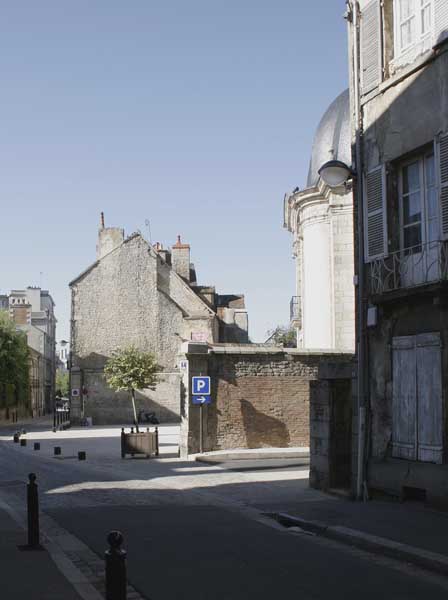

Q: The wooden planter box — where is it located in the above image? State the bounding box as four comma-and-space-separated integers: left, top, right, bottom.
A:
121, 427, 159, 459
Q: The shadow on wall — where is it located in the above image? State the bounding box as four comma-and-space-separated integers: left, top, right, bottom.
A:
72, 353, 181, 424
240, 400, 291, 448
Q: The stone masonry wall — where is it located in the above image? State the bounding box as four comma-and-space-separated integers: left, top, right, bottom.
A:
183, 347, 353, 454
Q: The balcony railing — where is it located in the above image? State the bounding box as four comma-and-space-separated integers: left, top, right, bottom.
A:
368, 240, 448, 295
290, 296, 302, 327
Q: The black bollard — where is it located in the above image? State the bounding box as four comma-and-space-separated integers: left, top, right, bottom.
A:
34, 443, 40, 451
78, 451, 86, 461
20, 438, 27, 447
155, 426, 159, 457
13, 432, 20, 443
27, 473, 40, 548
54, 446, 61, 456
105, 530, 127, 600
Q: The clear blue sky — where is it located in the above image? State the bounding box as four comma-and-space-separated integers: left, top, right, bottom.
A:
0, 1, 348, 342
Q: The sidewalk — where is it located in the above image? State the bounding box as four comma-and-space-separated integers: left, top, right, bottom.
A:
0, 414, 54, 434
0, 506, 84, 600
272, 495, 448, 575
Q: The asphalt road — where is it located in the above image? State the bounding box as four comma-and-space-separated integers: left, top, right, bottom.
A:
1, 425, 447, 600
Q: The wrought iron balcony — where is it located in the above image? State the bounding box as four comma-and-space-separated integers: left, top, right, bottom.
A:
290, 296, 302, 327
368, 240, 448, 296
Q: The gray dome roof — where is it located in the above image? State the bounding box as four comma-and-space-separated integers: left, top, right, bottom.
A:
306, 89, 350, 188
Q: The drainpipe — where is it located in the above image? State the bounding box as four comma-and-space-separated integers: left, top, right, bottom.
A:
347, 0, 367, 501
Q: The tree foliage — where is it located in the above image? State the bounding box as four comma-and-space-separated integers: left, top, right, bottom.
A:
0, 311, 30, 408
104, 347, 160, 392
56, 369, 69, 396
104, 346, 160, 431
266, 325, 297, 348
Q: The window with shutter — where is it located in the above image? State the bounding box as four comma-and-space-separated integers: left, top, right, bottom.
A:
392, 0, 435, 69
437, 134, 448, 239
364, 165, 387, 261
434, 0, 448, 46
361, 0, 382, 95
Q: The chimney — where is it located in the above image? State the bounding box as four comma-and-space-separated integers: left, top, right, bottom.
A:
171, 235, 190, 282
96, 215, 125, 260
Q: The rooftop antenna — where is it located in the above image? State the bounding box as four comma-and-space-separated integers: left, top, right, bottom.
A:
145, 219, 152, 244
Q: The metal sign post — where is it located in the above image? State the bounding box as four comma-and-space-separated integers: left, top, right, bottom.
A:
199, 404, 203, 454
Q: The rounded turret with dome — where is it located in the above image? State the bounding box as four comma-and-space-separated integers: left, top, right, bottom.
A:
284, 89, 354, 352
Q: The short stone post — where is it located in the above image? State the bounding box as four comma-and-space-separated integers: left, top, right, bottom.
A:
27, 473, 40, 548
105, 530, 127, 600
20, 438, 27, 447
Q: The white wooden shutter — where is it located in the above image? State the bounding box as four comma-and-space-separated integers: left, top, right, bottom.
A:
364, 165, 387, 261
437, 134, 448, 239
392, 336, 417, 460
416, 333, 443, 464
434, 0, 448, 47
360, 0, 382, 95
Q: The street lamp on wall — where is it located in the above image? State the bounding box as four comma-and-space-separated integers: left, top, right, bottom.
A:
318, 160, 353, 188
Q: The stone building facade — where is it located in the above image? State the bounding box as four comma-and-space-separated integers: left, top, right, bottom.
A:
284, 91, 355, 351
347, 0, 448, 505
69, 220, 249, 425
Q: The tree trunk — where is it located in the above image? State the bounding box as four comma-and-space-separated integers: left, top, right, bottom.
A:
131, 389, 139, 432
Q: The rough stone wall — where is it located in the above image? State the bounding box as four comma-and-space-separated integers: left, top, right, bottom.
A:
182, 347, 353, 454
363, 52, 448, 171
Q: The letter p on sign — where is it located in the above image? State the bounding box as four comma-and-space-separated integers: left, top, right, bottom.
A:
192, 376, 211, 396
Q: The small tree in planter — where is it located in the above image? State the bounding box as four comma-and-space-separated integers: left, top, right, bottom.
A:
104, 347, 160, 432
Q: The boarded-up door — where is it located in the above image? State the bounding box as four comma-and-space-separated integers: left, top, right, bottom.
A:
392, 333, 443, 464
392, 336, 417, 460
416, 334, 443, 464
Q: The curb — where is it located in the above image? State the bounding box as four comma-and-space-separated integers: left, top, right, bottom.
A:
195, 451, 310, 463
275, 512, 448, 576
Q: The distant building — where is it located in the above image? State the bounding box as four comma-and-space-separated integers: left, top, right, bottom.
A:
69, 217, 249, 424
8, 287, 57, 413
56, 340, 69, 371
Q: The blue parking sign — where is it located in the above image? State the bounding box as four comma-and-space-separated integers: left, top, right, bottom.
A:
192, 376, 210, 395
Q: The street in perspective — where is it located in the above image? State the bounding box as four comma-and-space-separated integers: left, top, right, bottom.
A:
2, 1, 448, 599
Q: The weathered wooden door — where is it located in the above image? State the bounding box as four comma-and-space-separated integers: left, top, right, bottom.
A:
416, 333, 443, 464
392, 336, 417, 460
392, 333, 443, 464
